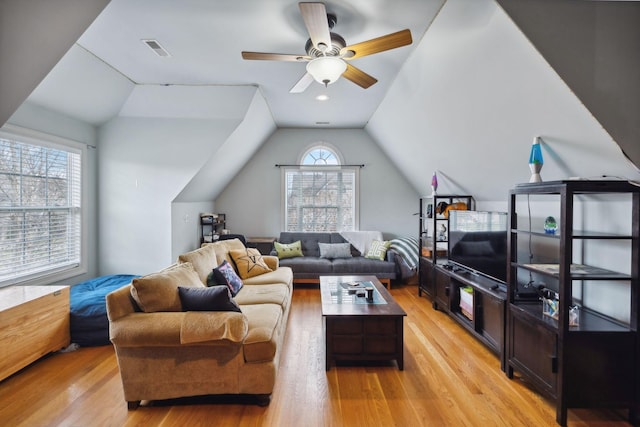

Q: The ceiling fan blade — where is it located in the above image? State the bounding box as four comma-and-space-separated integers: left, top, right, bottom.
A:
340, 29, 412, 60
242, 51, 311, 62
342, 64, 377, 89
289, 73, 315, 93
299, 2, 332, 52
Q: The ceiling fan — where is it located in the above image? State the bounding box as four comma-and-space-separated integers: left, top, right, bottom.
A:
241, 2, 413, 93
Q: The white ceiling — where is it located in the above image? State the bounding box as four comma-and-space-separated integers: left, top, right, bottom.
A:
26, 0, 445, 128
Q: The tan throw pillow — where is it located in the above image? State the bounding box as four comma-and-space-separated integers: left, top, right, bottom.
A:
130, 262, 203, 312
229, 248, 273, 279
177, 244, 218, 285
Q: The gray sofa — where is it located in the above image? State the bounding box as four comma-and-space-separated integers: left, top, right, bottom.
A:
272, 232, 397, 287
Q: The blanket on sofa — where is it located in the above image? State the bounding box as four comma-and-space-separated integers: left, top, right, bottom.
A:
389, 237, 420, 271
339, 231, 383, 255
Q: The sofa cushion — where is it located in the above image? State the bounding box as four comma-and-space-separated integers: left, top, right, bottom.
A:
241, 303, 283, 363
177, 244, 218, 285
180, 311, 248, 344
210, 260, 244, 296
235, 284, 290, 311
242, 266, 293, 288
130, 263, 203, 313
178, 286, 241, 313
274, 240, 304, 259
318, 242, 352, 259
365, 240, 391, 261
277, 256, 333, 274
262, 255, 280, 270
229, 248, 273, 279
204, 238, 247, 267
332, 257, 397, 275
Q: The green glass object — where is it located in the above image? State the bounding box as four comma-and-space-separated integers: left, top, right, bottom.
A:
544, 216, 557, 234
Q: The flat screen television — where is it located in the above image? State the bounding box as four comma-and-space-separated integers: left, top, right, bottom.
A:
448, 210, 508, 284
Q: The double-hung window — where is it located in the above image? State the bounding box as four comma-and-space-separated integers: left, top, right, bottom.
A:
283, 145, 358, 232
0, 126, 84, 286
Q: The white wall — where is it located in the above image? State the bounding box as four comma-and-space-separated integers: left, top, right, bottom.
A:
365, 0, 639, 319
98, 117, 240, 275
7, 101, 99, 286
367, 0, 640, 203
171, 201, 215, 259
215, 128, 419, 240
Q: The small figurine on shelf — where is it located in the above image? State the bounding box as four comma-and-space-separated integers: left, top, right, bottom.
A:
544, 216, 557, 234
437, 223, 447, 241
431, 172, 438, 196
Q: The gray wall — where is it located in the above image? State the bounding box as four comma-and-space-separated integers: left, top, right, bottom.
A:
0, 0, 109, 126
215, 128, 419, 240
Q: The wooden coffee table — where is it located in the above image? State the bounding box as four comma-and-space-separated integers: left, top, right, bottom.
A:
320, 275, 407, 370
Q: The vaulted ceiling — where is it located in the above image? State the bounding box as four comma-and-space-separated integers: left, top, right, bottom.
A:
24, 0, 446, 128
2, 0, 639, 180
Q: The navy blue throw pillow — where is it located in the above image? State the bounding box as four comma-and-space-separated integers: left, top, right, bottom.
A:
209, 260, 244, 296
178, 285, 241, 312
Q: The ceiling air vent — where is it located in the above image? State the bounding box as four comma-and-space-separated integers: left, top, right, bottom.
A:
142, 39, 171, 57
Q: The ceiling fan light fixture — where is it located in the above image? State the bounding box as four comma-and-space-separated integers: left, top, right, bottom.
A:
306, 57, 347, 87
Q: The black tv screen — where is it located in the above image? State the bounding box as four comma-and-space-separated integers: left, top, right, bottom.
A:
448, 210, 508, 284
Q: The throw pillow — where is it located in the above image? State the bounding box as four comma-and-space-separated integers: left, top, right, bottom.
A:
178, 286, 241, 313
274, 240, 304, 259
365, 240, 392, 261
229, 248, 273, 279
210, 260, 244, 296
318, 242, 353, 259
130, 262, 203, 312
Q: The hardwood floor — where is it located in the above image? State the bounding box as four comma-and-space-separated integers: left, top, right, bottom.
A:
0, 284, 632, 426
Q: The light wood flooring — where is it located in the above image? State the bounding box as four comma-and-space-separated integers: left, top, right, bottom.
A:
0, 284, 632, 426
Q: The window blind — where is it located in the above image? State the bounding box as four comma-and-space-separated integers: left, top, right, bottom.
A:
0, 137, 82, 284
284, 167, 357, 232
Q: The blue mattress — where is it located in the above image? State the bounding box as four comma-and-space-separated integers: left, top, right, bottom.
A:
70, 274, 139, 346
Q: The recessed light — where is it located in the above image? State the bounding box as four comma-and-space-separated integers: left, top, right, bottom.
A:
315, 121, 330, 125
316, 95, 329, 101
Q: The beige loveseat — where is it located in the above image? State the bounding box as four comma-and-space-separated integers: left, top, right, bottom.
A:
106, 238, 293, 409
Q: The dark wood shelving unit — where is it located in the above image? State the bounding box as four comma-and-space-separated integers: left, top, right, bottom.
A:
417, 194, 474, 308
416, 195, 507, 367
506, 180, 640, 426
200, 213, 226, 245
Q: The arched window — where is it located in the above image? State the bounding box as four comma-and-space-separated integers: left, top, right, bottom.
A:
283, 144, 358, 232
301, 145, 340, 165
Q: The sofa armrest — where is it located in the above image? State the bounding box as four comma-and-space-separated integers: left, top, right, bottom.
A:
263, 255, 279, 270
109, 311, 248, 347
109, 312, 185, 346
106, 284, 138, 322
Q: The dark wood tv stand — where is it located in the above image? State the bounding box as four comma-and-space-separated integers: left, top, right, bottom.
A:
432, 264, 507, 370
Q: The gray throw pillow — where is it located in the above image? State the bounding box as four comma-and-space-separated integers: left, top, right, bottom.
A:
318, 242, 353, 259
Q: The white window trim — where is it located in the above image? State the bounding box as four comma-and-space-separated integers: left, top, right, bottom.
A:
0, 124, 88, 287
